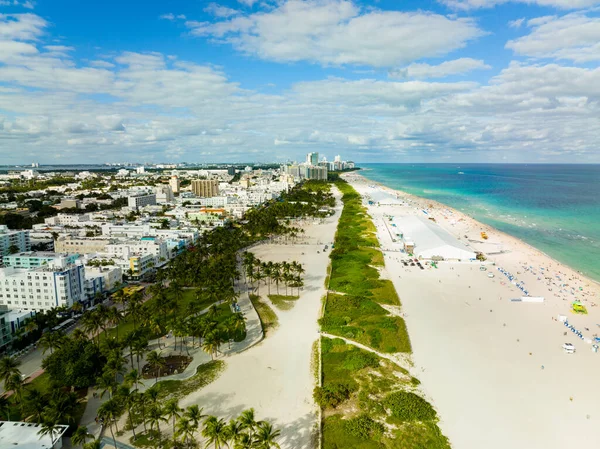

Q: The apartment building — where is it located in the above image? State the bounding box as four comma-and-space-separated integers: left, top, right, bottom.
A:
0, 225, 30, 258
55, 236, 110, 254
128, 193, 156, 209
0, 261, 86, 312
3, 252, 80, 269
191, 179, 219, 197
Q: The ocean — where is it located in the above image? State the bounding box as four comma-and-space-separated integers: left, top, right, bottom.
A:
359, 164, 600, 283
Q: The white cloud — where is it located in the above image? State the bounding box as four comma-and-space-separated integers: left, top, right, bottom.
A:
508, 18, 525, 28
237, 0, 259, 6
186, 0, 483, 67
390, 58, 491, 79
2, 13, 600, 163
160, 13, 175, 20
0, 13, 45, 40
205, 3, 240, 18
506, 13, 600, 62
438, 0, 600, 10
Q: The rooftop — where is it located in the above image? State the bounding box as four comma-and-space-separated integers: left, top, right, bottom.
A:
0, 421, 68, 449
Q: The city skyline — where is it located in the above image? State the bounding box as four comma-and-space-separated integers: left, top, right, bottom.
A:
1, 0, 599, 164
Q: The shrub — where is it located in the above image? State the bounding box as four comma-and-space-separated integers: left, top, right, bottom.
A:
342, 350, 379, 371
384, 391, 437, 422
314, 383, 351, 409
344, 414, 385, 440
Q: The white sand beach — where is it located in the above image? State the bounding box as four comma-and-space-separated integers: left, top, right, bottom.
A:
346, 173, 600, 449
178, 188, 343, 449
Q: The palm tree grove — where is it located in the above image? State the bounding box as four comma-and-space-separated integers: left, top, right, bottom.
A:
0, 180, 335, 448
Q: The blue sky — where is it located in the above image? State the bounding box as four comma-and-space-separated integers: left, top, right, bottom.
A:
1, 0, 599, 164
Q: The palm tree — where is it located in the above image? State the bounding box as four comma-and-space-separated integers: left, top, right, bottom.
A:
83, 439, 102, 449
96, 372, 117, 399
5, 372, 26, 414
163, 398, 182, 444
118, 385, 139, 441
201, 333, 219, 360
0, 356, 21, 388
71, 426, 93, 447
98, 398, 121, 448
183, 404, 205, 429
147, 404, 166, 435
24, 388, 48, 423
46, 390, 80, 426
0, 395, 12, 421
37, 419, 63, 446
106, 307, 122, 341
146, 351, 166, 384
202, 416, 230, 449
253, 421, 281, 449
238, 409, 257, 436
227, 419, 245, 446
176, 416, 196, 446
233, 433, 253, 449
124, 368, 142, 391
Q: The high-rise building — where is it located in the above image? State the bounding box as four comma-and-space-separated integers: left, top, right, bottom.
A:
227, 167, 236, 176
191, 179, 219, 197
306, 152, 319, 166
334, 155, 341, 162
0, 226, 30, 259
169, 175, 180, 193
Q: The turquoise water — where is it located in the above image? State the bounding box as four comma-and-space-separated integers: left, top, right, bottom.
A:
360, 164, 600, 282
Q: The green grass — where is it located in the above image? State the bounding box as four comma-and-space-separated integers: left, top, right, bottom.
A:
101, 288, 223, 342
27, 372, 52, 394
153, 360, 225, 401
249, 294, 278, 333
320, 294, 410, 353
268, 294, 300, 311
323, 181, 411, 353
319, 337, 449, 449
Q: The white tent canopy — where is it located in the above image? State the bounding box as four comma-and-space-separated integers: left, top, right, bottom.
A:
366, 189, 404, 205
393, 215, 476, 260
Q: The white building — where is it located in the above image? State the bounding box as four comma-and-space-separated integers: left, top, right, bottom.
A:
128, 193, 156, 210
169, 175, 180, 193
85, 265, 123, 292
44, 213, 91, 226
155, 185, 175, 204
0, 260, 86, 312
0, 225, 30, 258
105, 239, 168, 262
0, 421, 68, 449
101, 223, 153, 238
136, 166, 146, 174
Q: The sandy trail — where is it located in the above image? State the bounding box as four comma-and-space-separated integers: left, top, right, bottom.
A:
348, 174, 600, 449
179, 188, 342, 449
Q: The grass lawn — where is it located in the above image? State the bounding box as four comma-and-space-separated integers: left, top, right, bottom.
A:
249, 294, 278, 333
319, 337, 449, 449
268, 294, 300, 311
154, 360, 225, 401
28, 371, 52, 394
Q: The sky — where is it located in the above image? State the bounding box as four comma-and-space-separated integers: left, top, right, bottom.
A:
0, 0, 599, 164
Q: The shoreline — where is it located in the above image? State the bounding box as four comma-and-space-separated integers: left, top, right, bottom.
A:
357, 168, 600, 286
354, 171, 600, 292
344, 172, 600, 449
